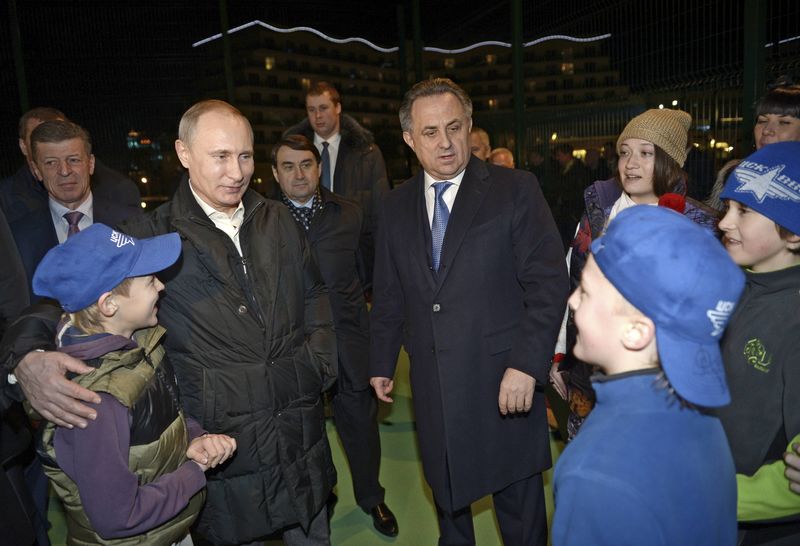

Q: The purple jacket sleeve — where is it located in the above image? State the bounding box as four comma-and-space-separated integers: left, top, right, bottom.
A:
185, 416, 206, 441
53, 393, 206, 539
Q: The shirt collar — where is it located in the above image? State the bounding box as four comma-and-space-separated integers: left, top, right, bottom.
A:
314, 132, 341, 149
188, 180, 245, 221
288, 195, 315, 209
424, 168, 466, 193
49, 192, 93, 220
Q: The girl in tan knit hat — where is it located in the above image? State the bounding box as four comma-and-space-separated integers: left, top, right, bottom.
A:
550, 108, 720, 440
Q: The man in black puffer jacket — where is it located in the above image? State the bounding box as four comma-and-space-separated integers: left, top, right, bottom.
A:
1, 100, 338, 546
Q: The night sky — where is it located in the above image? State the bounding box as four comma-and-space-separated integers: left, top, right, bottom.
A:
2, 1, 797, 176
1, 1, 527, 175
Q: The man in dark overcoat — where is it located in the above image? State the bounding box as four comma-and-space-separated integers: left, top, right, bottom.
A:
370, 78, 568, 546
270, 134, 397, 537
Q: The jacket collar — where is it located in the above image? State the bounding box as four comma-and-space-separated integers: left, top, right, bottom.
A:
284, 114, 375, 150
171, 176, 265, 227
434, 156, 490, 291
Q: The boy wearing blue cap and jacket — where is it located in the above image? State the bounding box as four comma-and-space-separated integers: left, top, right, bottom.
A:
31, 223, 237, 545
716, 141, 800, 543
552, 205, 744, 545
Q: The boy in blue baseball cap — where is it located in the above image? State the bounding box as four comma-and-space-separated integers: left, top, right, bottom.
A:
716, 141, 800, 541
552, 205, 744, 545
32, 223, 236, 544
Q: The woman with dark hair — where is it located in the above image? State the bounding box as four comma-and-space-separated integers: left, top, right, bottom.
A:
754, 78, 800, 150
550, 108, 719, 439
707, 78, 800, 213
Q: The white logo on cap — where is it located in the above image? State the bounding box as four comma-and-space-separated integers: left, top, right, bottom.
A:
734, 162, 800, 203
707, 300, 735, 337
110, 231, 135, 248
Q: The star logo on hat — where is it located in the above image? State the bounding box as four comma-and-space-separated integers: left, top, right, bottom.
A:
733, 162, 800, 203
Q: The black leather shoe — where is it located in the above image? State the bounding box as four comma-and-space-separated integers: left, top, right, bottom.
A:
369, 502, 399, 537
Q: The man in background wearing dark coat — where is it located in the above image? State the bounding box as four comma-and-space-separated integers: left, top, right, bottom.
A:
270, 134, 398, 537
284, 82, 390, 290
370, 78, 568, 546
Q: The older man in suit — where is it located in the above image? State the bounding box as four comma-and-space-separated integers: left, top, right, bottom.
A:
1, 120, 138, 302
370, 78, 568, 546
1, 107, 142, 217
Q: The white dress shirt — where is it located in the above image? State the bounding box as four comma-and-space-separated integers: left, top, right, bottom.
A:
423, 169, 466, 227
49, 193, 94, 243
189, 182, 245, 258
314, 132, 342, 192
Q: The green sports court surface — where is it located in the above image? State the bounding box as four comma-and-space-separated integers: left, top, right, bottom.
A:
47, 349, 564, 545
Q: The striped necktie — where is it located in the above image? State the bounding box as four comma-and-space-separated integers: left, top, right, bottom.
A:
64, 211, 84, 238
431, 181, 453, 271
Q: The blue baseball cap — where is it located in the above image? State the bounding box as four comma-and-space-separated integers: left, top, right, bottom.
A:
33, 223, 181, 312
590, 206, 745, 407
721, 141, 800, 235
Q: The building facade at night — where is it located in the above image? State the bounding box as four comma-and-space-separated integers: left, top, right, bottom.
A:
192, 21, 634, 180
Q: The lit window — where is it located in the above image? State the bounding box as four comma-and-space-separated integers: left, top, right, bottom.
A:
264, 56, 275, 71
486, 54, 497, 65
444, 58, 455, 69
561, 63, 574, 75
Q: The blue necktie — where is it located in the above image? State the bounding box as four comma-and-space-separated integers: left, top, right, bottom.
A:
431, 181, 453, 272
321, 141, 331, 190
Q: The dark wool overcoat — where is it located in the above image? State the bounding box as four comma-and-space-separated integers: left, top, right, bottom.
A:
370, 156, 568, 511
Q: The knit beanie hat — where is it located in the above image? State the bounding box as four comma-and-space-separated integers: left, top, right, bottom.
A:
721, 141, 800, 235
617, 109, 692, 167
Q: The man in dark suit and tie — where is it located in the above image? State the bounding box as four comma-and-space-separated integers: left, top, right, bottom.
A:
284, 82, 390, 291
2, 120, 139, 302
370, 78, 568, 546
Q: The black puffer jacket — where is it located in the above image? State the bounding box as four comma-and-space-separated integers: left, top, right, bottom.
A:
120, 180, 337, 545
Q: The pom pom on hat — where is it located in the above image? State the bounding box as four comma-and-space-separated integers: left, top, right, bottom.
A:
658, 192, 686, 213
